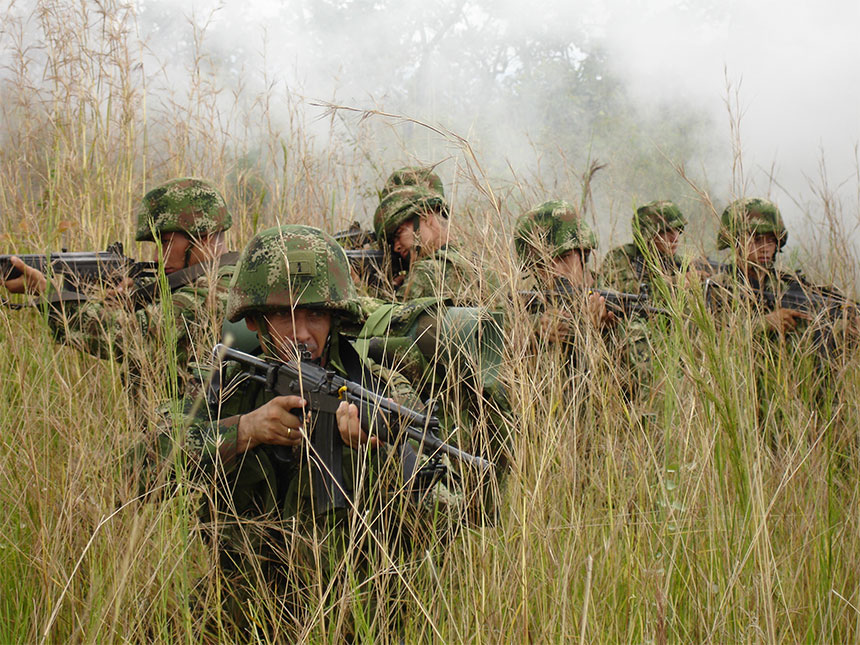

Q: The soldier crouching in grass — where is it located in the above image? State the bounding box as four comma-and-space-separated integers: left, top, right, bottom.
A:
372, 184, 501, 306
513, 200, 653, 403
142, 225, 478, 639
0, 177, 237, 400
705, 197, 858, 441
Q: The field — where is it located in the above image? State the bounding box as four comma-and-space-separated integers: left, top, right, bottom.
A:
2, 2, 860, 643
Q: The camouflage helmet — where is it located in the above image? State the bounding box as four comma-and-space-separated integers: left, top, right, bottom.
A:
226, 225, 361, 323
717, 197, 787, 250
373, 186, 450, 243
135, 177, 232, 242
381, 166, 445, 199
632, 200, 687, 242
514, 200, 598, 267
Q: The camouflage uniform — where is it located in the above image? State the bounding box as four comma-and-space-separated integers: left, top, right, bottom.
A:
152, 225, 465, 633
515, 200, 653, 400
599, 200, 688, 295
706, 198, 849, 429
348, 295, 512, 472
47, 178, 234, 398
373, 186, 501, 305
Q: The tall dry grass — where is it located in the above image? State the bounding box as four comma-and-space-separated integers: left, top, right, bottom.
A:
1, 1, 860, 642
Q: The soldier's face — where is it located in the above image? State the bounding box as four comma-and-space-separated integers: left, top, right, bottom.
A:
742, 233, 778, 268
159, 232, 192, 274
248, 308, 332, 362
392, 219, 417, 260
392, 213, 441, 260
652, 228, 681, 256
551, 250, 588, 286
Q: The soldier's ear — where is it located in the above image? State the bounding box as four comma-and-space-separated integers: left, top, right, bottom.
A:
245, 317, 259, 332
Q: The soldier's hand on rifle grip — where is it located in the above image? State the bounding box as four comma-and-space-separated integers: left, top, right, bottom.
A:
1, 257, 47, 295
336, 400, 380, 449
105, 277, 135, 300
236, 395, 306, 452
763, 307, 810, 334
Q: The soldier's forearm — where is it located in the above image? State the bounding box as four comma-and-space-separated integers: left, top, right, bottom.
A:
214, 415, 247, 465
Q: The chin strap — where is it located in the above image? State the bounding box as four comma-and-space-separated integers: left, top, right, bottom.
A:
410, 216, 423, 258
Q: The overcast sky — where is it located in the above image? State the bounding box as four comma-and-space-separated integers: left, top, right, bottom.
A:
136, 0, 859, 240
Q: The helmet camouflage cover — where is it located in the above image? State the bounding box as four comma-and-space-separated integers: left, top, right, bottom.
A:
135, 177, 232, 242
717, 197, 787, 250
226, 224, 361, 323
380, 166, 445, 199
373, 186, 450, 243
632, 200, 687, 242
514, 200, 598, 266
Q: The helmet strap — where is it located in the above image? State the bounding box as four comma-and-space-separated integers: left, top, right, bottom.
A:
410, 216, 423, 258
183, 237, 193, 269
252, 314, 278, 358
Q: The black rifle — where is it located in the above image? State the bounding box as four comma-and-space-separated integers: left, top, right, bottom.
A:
704, 276, 858, 355
333, 222, 377, 249
521, 278, 669, 318
704, 275, 858, 319
0, 242, 157, 301
343, 248, 388, 285
334, 224, 407, 290
211, 343, 492, 513
762, 282, 858, 322
692, 258, 729, 275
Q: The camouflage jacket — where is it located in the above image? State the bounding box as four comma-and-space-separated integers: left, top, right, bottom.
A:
397, 244, 501, 306
705, 262, 853, 343
523, 273, 653, 401
47, 260, 235, 398
142, 333, 461, 559
598, 243, 686, 295
349, 296, 513, 471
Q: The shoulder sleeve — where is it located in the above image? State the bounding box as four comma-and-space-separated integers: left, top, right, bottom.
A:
398, 259, 439, 300
47, 295, 166, 363
365, 358, 423, 411
143, 361, 252, 487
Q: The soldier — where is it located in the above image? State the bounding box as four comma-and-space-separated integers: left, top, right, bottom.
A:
707, 198, 809, 335
159, 224, 468, 635
373, 186, 500, 305
599, 199, 697, 295
514, 200, 652, 399
514, 200, 615, 336
0, 177, 238, 397
704, 197, 860, 435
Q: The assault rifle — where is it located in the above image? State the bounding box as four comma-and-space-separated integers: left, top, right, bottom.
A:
333, 222, 377, 249
343, 248, 388, 285
761, 282, 858, 322
0, 242, 157, 304
211, 343, 492, 513
704, 277, 859, 323
334, 223, 406, 290
521, 277, 669, 318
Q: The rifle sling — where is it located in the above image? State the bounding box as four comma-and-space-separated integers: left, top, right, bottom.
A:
38, 252, 240, 309
133, 251, 241, 305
